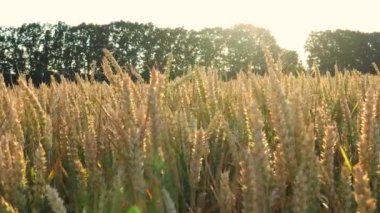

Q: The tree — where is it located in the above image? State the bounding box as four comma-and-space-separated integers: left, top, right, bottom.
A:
0, 21, 300, 85
18, 23, 46, 85
197, 27, 226, 71
280, 50, 302, 74
3, 27, 26, 76
50, 22, 69, 75
305, 30, 380, 74
368, 33, 380, 68
225, 24, 282, 75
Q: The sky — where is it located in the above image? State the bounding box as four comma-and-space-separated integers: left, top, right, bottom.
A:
1, 0, 379, 62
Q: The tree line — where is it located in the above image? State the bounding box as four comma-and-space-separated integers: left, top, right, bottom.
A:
0, 21, 300, 86
1, 21, 379, 86
306, 29, 380, 74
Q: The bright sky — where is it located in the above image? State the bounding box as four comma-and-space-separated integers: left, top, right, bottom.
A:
1, 0, 379, 62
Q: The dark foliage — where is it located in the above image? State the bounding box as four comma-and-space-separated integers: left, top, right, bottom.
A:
0, 22, 299, 86
305, 30, 380, 73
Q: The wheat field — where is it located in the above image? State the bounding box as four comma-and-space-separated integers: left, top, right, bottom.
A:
0, 51, 380, 213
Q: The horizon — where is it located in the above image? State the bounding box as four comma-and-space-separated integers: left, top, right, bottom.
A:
1, 0, 379, 63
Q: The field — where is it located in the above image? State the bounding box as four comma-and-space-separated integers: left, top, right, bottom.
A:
0, 51, 380, 213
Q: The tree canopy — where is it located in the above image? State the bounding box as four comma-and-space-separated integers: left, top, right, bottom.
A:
305, 29, 380, 74
0, 21, 300, 86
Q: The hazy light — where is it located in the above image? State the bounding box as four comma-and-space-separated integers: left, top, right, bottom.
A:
1, 0, 379, 62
